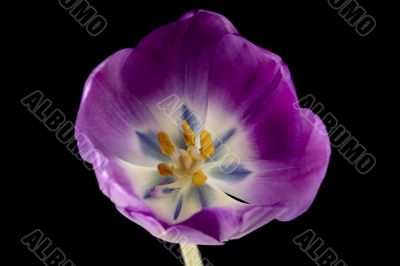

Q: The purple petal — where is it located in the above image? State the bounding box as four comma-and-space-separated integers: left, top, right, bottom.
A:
203, 33, 330, 221
120, 10, 238, 124
230, 204, 285, 240
94, 156, 283, 245
135, 131, 170, 162
76, 10, 239, 165
76, 48, 162, 166
210, 109, 331, 221
208, 164, 252, 182
207, 35, 301, 160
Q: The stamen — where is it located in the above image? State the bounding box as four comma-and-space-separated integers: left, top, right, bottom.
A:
200, 130, 215, 159
157, 163, 174, 177
192, 170, 208, 187
157, 131, 175, 155
182, 121, 196, 146
178, 149, 192, 170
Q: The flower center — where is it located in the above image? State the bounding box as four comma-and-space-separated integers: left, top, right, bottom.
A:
156, 121, 215, 187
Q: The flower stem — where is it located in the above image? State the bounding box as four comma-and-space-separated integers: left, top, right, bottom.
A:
180, 243, 204, 266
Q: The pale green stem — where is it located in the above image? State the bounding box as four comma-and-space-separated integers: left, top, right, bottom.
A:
180, 243, 204, 266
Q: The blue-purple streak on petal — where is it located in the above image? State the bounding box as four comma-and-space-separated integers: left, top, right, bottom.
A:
214, 128, 236, 150
209, 128, 236, 161
208, 165, 252, 182
188, 184, 225, 208
197, 185, 212, 208
188, 185, 208, 208
174, 195, 184, 220
181, 104, 201, 133
144, 176, 176, 199
136, 131, 169, 162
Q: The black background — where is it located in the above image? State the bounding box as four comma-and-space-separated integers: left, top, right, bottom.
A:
9, 0, 390, 265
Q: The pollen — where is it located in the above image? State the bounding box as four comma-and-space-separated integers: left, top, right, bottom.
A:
182, 121, 196, 146
200, 130, 215, 159
157, 131, 175, 155
192, 170, 208, 187
155, 126, 213, 190
157, 163, 174, 176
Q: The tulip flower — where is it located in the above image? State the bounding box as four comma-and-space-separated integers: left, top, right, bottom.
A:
76, 9, 331, 262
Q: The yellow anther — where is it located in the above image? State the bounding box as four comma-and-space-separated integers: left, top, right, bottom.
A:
200, 130, 215, 159
182, 121, 196, 146
192, 170, 207, 187
157, 131, 175, 155
157, 163, 174, 177
178, 149, 193, 170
